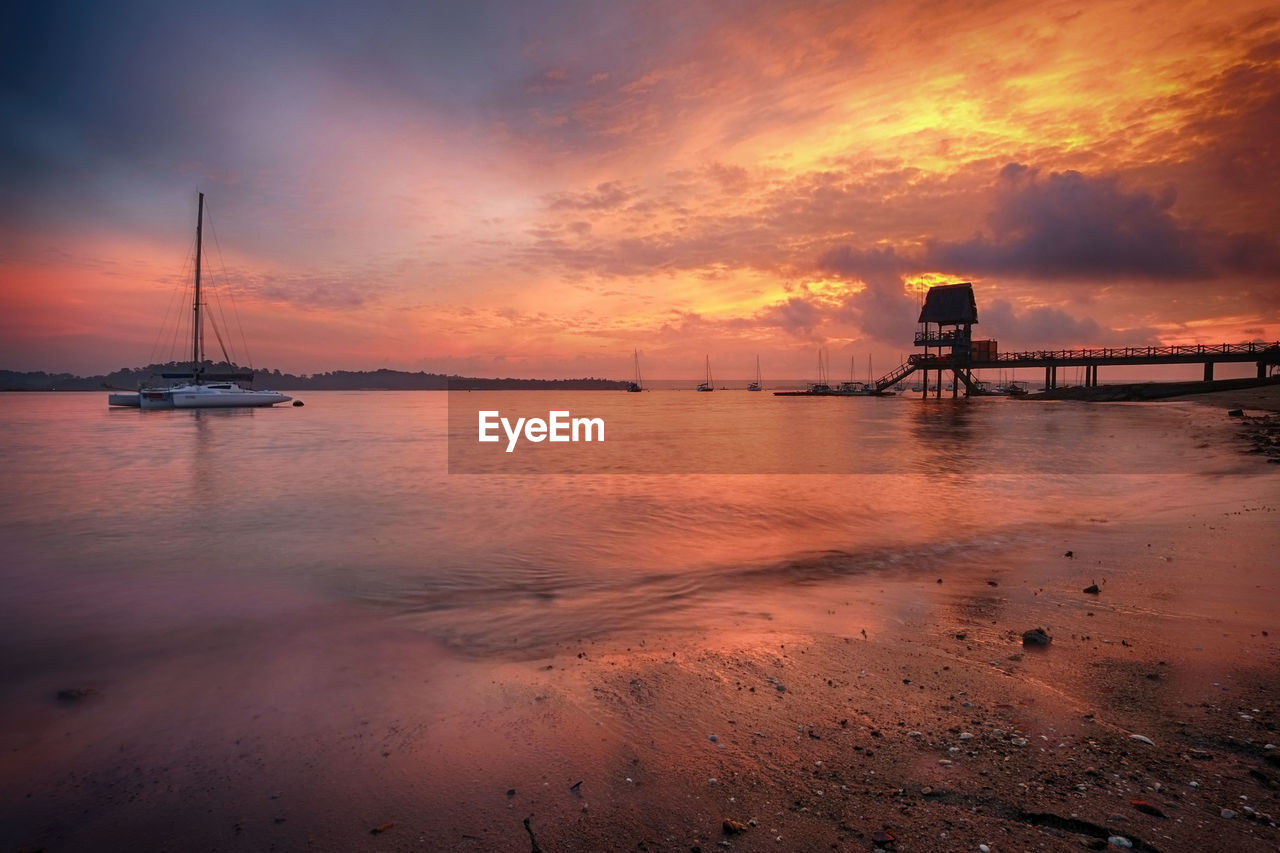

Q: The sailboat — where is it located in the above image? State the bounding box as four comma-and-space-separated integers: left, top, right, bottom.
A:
696, 355, 714, 391
110, 193, 292, 409
774, 349, 833, 395
747, 355, 762, 391
626, 349, 643, 392
835, 354, 871, 395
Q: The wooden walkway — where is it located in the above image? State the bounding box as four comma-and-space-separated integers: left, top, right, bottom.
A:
876, 341, 1280, 394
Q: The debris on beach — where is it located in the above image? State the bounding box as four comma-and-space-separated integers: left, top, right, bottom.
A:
1021, 628, 1052, 647
523, 815, 543, 853
1129, 734, 1155, 746
369, 821, 395, 835
55, 687, 99, 704
722, 817, 747, 834
1084, 583, 1101, 594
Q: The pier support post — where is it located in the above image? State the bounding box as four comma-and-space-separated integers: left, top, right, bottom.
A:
1261, 362, 1268, 380
1203, 362, 1214, 381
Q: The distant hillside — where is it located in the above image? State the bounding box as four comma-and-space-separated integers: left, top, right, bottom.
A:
0, 363, 628, 392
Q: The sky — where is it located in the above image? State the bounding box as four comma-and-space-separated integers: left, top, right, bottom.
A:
1, 0, 1278, 380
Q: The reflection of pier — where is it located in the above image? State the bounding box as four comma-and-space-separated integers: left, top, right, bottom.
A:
874, 283, 1280, 396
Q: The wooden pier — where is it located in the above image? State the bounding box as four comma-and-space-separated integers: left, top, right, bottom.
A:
873, 283, 1280, 396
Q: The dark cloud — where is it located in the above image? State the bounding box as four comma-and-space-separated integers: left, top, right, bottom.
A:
925, 164, 1280, 281
978, 298, 1158, 349
816, 244, 919, 343
927, 165, 1204, 279
753, 296, 825, 335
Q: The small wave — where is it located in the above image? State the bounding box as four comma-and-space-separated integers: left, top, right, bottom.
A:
346, 535, 1022, 657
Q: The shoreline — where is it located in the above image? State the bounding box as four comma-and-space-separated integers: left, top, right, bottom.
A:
5, 490, 1277, 852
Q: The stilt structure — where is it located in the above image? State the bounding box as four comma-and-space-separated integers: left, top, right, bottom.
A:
913, 282, 977, 398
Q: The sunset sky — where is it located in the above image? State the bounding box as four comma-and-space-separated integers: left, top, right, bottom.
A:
2, 0, 1277, 380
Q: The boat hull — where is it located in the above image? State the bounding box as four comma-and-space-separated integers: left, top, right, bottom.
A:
138, 390, 175, 409
107, 393, 140, 407
171, 389, 292, 408
136, 383, 291, 409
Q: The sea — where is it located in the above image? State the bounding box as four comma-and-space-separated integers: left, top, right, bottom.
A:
0, 389, 1261, 664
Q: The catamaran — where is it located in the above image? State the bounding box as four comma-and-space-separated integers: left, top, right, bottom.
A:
109, 193, 291, 409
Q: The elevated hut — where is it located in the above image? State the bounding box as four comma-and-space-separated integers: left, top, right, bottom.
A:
915, 282, 978, 396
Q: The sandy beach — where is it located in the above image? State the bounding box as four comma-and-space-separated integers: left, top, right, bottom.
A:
3, 391, 1278, 853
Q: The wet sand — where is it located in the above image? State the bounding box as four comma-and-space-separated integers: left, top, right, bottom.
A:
1175, 382, 1280, 413
2, 401, 1278, 852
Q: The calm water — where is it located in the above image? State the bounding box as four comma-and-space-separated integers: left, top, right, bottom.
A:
0, 389, 1256, 668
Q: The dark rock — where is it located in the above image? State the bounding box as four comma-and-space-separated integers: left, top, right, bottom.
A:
1021, 628, 1052, 647
1228, 409, 1244, 417
722, 818, 747, 834
55, 687, 99, 704
1084, 584, 1101, 594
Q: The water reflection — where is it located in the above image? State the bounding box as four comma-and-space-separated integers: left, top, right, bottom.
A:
906, 399, 976, 475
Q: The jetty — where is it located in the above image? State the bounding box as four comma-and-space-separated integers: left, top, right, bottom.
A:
872, 283, 1280, 397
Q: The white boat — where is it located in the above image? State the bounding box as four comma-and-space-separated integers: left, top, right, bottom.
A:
696, 355, 714, 391
110, 193, 291, 410
747, 355, 762, 391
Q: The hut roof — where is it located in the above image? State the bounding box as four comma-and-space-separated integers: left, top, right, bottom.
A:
918, 283, 977, 325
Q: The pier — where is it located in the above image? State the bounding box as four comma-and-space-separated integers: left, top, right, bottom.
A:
873, 283, 1280, 396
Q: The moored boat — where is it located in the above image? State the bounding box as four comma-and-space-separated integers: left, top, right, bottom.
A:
109, 193, 291, 410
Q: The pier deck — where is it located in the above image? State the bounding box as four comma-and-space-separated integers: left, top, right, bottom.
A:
877, 341, 1280, 394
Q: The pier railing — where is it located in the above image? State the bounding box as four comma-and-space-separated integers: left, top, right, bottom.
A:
994, 342, 1279, 361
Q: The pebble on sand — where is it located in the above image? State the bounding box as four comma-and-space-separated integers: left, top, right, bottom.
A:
1021, 628, 1052, 647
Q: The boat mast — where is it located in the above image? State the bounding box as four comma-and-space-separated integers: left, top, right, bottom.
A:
192, 191, 204, 380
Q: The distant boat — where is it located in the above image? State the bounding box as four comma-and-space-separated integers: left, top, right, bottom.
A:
110, 193, 292, 410
696, 355, 714, 391
835, 354, 872, 396
775, 349, 833, 396
626, 349, 643, 392
747, 355, 762, 391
